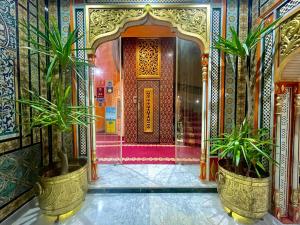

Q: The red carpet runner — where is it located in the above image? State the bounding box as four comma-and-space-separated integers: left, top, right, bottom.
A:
96, 134, 200, 164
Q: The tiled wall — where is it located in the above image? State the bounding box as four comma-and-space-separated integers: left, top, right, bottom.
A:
0, 0, 58, 222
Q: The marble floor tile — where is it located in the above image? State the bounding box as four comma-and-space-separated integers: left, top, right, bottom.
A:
90, 164, 216, 188
5, 193, 286, 225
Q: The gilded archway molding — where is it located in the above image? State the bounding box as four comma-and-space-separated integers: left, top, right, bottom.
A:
86, 4, 210, 53
275, 7, 300, 82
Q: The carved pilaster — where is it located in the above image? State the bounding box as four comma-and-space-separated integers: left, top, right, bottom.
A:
295, 94, 300, 115
291, 90, 300, 223
88, 53, 98, 181
200, 54, 208, 180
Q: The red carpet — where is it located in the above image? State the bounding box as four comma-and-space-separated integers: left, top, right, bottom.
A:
96, 134, 200, 164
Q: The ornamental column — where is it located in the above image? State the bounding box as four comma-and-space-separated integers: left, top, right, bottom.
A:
274, 83, 285, 219
200, 54, 209, 180
291, 86, 300, 223
88, 53, 98, 181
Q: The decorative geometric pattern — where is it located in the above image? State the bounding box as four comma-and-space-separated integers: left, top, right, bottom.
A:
159, 38, 175, 144
224, 0, 238, 133
136, 39, 161, 79
277, 0, 300, 17
123, 38, 138, 143
86, 0, 210, 3
260, 0, 275, 16
0, 0, 18, 139
137, 81, 160, 143
236, 0, 248, 125
60, 0, 71, 44
210, 8, 221, 138
0, 144, 41, 208
260, 32, 274, 137
278, 88, 291, 216
75, 8, 88, 157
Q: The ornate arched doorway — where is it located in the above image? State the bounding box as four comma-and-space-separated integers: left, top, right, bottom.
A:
273, 7, 300, 222
84, 4, 211, 181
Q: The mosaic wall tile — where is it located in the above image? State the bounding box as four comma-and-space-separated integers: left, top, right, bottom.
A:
224, 0, 238, 133
260, 31, 274, 137
0, 0, 18, 139
260, 0, 275, 15
236, 0, 248, 125
60, 0, 71, 44
278, 88, 292, 217
85, 0, 210, 3
210, 8, 221, 139
0, 144, 41, 209
277, 0, 300, 17
75, 8, 88, 157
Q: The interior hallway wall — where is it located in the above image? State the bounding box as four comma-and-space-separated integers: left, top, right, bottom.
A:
0, 0, 59, 221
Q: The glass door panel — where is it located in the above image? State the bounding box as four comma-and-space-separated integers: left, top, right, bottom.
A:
175, 38, 202, 164
94, 38, 122, 164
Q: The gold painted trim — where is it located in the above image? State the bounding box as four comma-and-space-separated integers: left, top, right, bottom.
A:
85, 4, 210, 53
136, 39, 161, 79
144, 88, 154, 133
275, 6, 300, 82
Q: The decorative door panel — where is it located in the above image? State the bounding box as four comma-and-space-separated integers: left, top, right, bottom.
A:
137, 81, 160, 143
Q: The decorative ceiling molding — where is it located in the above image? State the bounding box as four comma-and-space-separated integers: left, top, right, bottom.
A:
86, 4, 210, 52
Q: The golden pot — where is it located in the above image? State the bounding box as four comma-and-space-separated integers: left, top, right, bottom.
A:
217, 160, 270, 220
36, 159, 88, 216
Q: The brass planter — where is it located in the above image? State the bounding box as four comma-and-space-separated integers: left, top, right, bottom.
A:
217, 160, 270, 220
36, 159, 88, 216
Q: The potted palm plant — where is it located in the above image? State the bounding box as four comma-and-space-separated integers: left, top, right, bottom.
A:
18, 17, 94, 218
212, 20, 279, 221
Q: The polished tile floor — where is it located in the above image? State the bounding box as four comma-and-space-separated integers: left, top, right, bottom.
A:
7, 193, 284, 225
89, 164, 216, 188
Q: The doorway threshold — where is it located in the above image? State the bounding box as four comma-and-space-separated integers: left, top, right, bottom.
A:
88, 164, 217, 193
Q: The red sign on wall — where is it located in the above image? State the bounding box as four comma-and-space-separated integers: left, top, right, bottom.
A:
96, 87, 105, 98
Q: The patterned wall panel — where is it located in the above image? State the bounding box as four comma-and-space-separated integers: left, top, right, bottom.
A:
123, 38, 138, 143
59, 1, 73, 158
0, 0, 52, 221
60, 0, 71, 44
210, 8, 221, 139
75, 8, 88, 157
277, 0, 300, 17
260, 0, 275, 16
236, 0, 248, 125
0, 0, 18, 140
278, 88, 292, 216
85, 0, 210, 3
0, 144, 41, 209
260, 31, 274, 136
159, 38, 175, 144
224, 0, 238, 133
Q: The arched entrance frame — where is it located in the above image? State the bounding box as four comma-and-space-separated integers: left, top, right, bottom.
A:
273, 6, 300, 223
84, 4, 211, 181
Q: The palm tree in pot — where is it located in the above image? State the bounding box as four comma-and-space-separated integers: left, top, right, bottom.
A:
211, 20, 279, 221
18, 17, 95, 218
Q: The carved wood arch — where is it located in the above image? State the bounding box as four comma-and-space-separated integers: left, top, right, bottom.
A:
86, 4, 210, 53
275, 7, 300, 82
